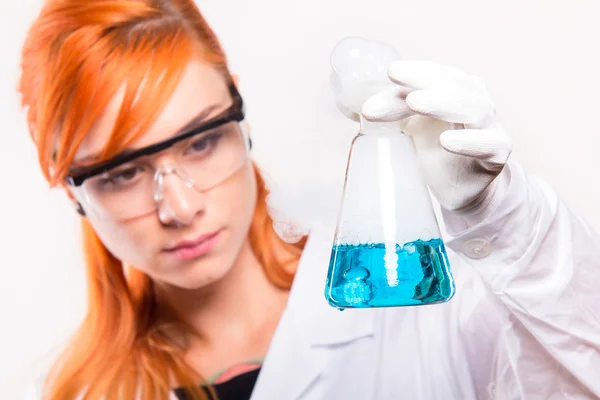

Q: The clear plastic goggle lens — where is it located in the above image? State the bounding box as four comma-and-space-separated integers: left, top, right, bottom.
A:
76, 121, 250, 220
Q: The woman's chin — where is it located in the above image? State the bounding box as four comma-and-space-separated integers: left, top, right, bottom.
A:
162, 257, 234, 290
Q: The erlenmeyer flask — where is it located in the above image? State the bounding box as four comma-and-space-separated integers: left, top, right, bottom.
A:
325, 117, 455, 309
325, 36, 455, 309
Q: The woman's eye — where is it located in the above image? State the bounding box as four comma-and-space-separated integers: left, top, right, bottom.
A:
100, 166, 142, 187
188, 132, 222, 155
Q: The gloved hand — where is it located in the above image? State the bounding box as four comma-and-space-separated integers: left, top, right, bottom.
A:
361, 61, 513, 227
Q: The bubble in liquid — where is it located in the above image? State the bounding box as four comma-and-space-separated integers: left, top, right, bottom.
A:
337, 265, 373, 305
404, 243, 416, 254
344, 266, 370, 281
340, 279, 374, 305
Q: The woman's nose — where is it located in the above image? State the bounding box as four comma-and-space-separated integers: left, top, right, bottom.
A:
156, 173, 205, 226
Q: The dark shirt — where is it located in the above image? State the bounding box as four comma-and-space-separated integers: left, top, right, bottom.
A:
173, 367, 261, 400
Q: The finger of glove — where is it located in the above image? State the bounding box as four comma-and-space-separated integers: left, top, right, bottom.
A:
440, 128, 513, 165
388, 60, 472, 90
406, 88, 493, 127
361, 85, 417, 122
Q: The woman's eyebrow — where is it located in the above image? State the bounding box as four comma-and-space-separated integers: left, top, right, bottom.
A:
70, 103, 226, 169
173, 103, 225, 136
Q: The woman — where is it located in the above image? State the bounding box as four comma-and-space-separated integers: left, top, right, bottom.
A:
19, 0, 600, 399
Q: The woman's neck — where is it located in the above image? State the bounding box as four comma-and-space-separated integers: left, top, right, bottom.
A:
154, 238, 290, 348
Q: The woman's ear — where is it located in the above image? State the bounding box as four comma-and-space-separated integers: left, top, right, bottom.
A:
231, 73, 240, 87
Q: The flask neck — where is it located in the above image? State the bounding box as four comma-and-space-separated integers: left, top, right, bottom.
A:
359, 115, 405, 135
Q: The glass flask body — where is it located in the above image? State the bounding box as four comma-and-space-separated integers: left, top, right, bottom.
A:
325, 120, 455, 309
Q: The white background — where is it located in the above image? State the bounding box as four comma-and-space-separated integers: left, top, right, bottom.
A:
1, 0, 599, 396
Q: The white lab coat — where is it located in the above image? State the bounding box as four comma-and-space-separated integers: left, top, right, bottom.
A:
23, 160, 600, 399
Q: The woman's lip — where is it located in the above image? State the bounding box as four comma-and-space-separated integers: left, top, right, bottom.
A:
163, 230, 221, 261
164, 230, 221, 252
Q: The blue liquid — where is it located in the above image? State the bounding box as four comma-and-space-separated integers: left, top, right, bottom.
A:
325, 238, 455, 308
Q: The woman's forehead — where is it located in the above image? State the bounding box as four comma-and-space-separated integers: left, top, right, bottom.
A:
75, 60, 231, 163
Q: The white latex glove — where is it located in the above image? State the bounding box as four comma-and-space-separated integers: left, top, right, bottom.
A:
362, 61, 513, 225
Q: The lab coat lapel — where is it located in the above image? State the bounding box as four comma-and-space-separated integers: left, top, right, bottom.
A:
250, 230, 377, 399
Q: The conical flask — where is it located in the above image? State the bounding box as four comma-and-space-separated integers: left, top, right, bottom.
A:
325, 117, 455, 309
325, 36, 455, 309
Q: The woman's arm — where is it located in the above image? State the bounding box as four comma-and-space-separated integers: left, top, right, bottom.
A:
339, 53, 599, 397
445, 159, 600, 398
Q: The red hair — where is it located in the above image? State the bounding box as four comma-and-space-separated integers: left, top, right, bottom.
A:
19, 1, 305, 398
